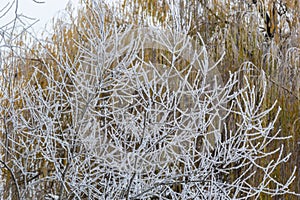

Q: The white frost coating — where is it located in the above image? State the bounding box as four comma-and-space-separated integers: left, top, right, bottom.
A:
0, 1, 298, 199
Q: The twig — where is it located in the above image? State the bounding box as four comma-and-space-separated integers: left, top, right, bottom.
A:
0, 160, 21, 200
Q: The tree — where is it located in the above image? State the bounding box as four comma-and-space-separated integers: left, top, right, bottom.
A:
0, 0, 298, 199
0, 0, 50, 198
122, 1, 300, 198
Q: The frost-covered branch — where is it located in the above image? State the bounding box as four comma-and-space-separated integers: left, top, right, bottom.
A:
0, 1, 298, 199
